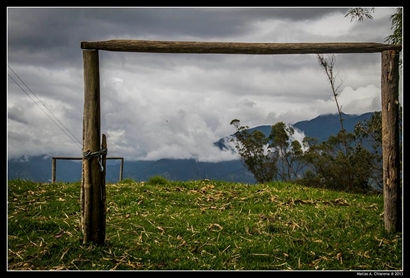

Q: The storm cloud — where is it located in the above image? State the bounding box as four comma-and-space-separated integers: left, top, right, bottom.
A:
7, 7, 400, 161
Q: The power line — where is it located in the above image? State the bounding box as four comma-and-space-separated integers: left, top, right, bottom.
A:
8, 72, 82, 147
8, 65, 82, 147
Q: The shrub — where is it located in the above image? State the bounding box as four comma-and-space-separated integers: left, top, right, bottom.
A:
147, 176, 168, 185
300, 131, 373, 192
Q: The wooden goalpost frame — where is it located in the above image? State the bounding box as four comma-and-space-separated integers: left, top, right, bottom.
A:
51, 156, 124, 183
80, 40, 402, 244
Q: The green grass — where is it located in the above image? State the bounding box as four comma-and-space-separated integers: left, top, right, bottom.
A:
7, 179, 402, 270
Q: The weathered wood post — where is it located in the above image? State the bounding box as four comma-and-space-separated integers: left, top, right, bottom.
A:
81, 49, 106, 244
51, 158, 56, 183
120, 157, 124, 181
381, 49, 401, 233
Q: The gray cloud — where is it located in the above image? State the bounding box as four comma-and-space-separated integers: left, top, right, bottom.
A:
7, 7, 399, 161
7, 7, 349, 66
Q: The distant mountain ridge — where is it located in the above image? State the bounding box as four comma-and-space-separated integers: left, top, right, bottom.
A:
294, 112, 374, 142
214, 112, 374, 150
7, 157, 254, 184
8, 112, 376, 183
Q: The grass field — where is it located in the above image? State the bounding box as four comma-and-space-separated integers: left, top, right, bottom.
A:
7, 178, 402, 270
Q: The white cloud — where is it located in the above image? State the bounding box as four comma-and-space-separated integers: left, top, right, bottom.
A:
290, 126, 308, 152
339, 85, 381, 114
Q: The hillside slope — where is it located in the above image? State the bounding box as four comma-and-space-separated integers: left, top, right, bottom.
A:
8, 179, 402, 270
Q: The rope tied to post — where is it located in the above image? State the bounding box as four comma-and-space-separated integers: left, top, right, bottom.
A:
83, 148, 107, 172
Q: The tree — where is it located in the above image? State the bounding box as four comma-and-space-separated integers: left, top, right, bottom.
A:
345, 7, 402, 45
269, 122, 306, 181
354, 109, 403, 191
230, 120, 306, 183
316, 53, 356, 190
354, 112, 383, 190
344, 8, 375, 22
385, 8, 402, 45
317, 54, 345, 135
301, 130, 374, 192
230, 120, 277, 184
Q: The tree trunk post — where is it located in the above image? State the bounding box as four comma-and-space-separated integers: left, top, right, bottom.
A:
381, 50, 401, 233
81, 49, 106, 244
51, 158, 56, 183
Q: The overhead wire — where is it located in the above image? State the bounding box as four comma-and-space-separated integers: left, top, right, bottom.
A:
8, 65, 82, 148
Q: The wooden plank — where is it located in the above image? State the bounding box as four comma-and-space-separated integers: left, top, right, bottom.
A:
81, 40, 402, 54
381, 50, 401, 233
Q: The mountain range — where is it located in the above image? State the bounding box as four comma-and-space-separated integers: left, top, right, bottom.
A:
214, 111, 373, 150
8, 112, 374, 184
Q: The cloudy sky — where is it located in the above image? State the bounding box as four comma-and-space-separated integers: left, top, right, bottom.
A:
7, 6, 401, 161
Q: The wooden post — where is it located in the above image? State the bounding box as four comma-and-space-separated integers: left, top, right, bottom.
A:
81, 49, 105, 244
381, 50, 401, 233
120, 158, 124, 181
51, 158, 56, 183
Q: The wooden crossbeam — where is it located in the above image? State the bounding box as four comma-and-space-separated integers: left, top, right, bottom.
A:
81, 40, 401, 54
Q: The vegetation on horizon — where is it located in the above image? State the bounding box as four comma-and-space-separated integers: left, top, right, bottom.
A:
229, 111, 390, 193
